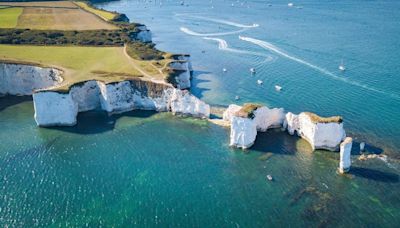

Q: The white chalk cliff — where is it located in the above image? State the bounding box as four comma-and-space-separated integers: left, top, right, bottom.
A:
253, 107, 285, 132
134, 25, 152, 43
339, 137, 352, 173
284, 112, 346, 151
0, 61, 208, 126
224, 104, 285, 149
230, 116, 257, 149
168, 60, 192, 89
223, 104, 242, 122
0, 63, 62, 96
33, 79, 209, 126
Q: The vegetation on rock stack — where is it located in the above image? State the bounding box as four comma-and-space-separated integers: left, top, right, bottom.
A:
304, 112, 343, 124
235, 103, 262, 119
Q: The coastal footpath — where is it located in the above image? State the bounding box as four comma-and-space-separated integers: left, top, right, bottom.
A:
0, 1, 208, 126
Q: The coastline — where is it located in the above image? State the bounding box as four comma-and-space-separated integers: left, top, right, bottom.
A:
0, 1, 400, 227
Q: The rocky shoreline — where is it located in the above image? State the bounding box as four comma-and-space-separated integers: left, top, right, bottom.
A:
218, 103, 353, 173
0, 13, 355, 174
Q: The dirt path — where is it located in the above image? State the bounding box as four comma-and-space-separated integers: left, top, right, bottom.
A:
123, 45, 165, 80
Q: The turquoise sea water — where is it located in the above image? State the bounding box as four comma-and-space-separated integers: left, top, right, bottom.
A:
1, 0, 400, 226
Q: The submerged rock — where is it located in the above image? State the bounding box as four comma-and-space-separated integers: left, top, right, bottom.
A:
258, 152, 273, 161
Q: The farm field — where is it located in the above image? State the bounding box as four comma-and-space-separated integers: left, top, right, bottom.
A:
0, 44, 167, 91
0, 7, 23, 28
74, 1, 117, 21
0, 1, 118, 30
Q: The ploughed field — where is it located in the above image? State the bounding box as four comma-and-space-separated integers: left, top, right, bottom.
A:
0, 1, 175, 91
0, 1, 117, 30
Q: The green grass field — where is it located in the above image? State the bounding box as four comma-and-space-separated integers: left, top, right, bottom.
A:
0, 7, 23, 28
74, 1, 116, 21
0, 45, 148, 91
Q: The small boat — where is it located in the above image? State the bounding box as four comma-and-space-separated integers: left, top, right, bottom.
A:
266, 175, 273, 181
257, 80, 263, 85
250, 68, 256, 74
201, 50, 206, 53
275, 85, 282, 91
288, 3, 294, 7
235, 95, 240, 100
339, 60, 346, 71
223, 68, 227, 72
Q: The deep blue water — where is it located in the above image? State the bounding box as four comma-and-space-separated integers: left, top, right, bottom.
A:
0, 0, 399, 227
98, 0, 400, 155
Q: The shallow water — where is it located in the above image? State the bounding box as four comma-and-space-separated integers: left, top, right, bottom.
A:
1, 0, 400, 227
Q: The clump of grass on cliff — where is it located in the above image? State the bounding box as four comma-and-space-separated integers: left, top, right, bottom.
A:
126, 41, 165, 60
304, 112, 343, 124
235, 103, 262, 119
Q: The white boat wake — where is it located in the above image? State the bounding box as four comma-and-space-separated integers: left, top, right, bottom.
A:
203, 37, 272, 60
175, 13, 259, 28
180, 27, 246, 37
239, 36, 400, 100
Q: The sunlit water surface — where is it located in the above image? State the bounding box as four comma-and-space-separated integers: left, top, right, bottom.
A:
1, 0, 400, 226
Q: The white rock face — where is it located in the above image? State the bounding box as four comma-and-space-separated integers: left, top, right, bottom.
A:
135, 25, 152, 43
98, 81, 135, 113
70, 80, 100, 112
339, 137, 352, 173
33, 92, 78, 126
223, 104, 242, 122
230, 116, 257, 149
173, 55, 193, 72
253, 106, 285, 132
283, 112, 298, 135
284, 112, 346, 151
33, 79, 209, 126
226, 104, 285, 149
170, 89, 210, 118
0, 63, 62, 96
169, 61, 192, 89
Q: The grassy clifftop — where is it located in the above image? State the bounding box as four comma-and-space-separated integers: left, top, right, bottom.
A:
0, 1, 189, 91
